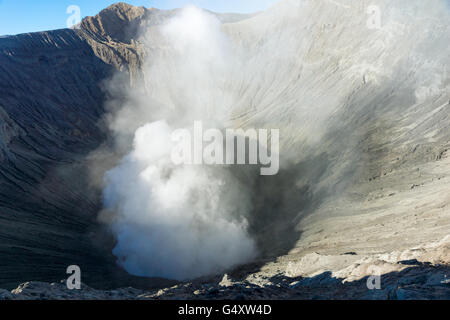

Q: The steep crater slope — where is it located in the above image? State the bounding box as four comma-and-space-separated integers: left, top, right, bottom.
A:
219, 0, 450, 283
0, 3, 176, 290
0, 2, 256, 290
82, 0, 450, 285
0, 0, 449, 294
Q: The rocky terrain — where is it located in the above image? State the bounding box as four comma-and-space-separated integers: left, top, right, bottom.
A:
0, 1, 449, 299
0, 2, 254, 291
2, 250, 449, 300
0, 2, 175, 290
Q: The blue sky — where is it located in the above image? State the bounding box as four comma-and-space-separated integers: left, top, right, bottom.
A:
0, 0, 278, 36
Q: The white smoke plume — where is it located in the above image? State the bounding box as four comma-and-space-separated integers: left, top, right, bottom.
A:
102, 7, 258, 280
100, 0, 450, 280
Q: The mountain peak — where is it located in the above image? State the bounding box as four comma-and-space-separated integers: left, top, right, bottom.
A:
80, 2, 151, 43
101, 2, 148, 21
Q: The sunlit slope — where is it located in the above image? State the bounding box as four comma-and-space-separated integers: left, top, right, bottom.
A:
221, 0, 450, 275
0, 0, 448, 289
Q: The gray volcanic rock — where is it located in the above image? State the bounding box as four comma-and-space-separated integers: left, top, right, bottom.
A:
0, 0, 449, 300
0, 3, 255, 290
0, 3, 167, 290
2, 262, 449, 300
0, 29, 112, 289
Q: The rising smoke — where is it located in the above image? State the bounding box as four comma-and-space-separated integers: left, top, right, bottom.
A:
100, 0, 450, 280
102, 7, 258, 280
